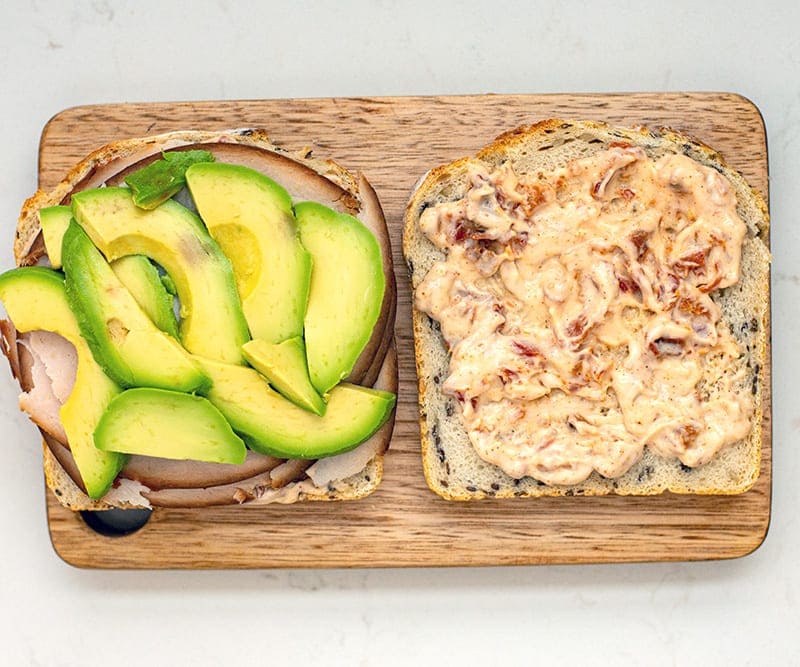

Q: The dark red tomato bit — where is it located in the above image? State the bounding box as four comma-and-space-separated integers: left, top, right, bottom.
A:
629, 230, 649, 256
678, 250, 706, 268
565, 315, 588, 338
512, 340, 540, 357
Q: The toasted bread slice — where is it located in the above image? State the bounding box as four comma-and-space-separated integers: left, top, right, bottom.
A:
5, 129, 397, 510
404, 119, 769, 499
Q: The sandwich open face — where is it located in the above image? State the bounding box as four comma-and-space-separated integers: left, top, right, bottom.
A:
404, 119, 769, 499
1, 129, 397, 510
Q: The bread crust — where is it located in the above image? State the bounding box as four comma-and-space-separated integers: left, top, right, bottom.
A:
404, 119, 769, 500
8, 129, 397, 510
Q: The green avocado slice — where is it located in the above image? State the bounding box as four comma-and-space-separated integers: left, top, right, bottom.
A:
195, 357, 395, 459
295, 201, 386, 395
185, 162, 312, 343
38, 205, 72, 269
38, 206, 179, 338
108, 255, 179, 339
242, 337, 326, 416
61, 221, 210, 393
0, 267, 126, 499
71, 187, 250, 364
94, 387, 246, 464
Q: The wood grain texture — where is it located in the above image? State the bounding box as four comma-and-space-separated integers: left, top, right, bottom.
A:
38, 93, 771, 569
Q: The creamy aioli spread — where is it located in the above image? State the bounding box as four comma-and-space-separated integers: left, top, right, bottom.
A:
415, 146, 753, 485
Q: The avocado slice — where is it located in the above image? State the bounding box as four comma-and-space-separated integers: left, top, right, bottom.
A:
94, 387, 246, 464
295, 202, 386, 395
195, 357, 395, 459
71, 187, 250, 364
61, 221, 209, 393
38, 206, 179, 338
108, 255, 179, 339
38, 205, 72, 268
185, 162, 312, 343
242, 337, 326, 416
0, 267, 126, 499
124, 149, 215, 210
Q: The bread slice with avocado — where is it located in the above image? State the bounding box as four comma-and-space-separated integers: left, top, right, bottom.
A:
403, 119, 769, 499
2, 129, 397, 510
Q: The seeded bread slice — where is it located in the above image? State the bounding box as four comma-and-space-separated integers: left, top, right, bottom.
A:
403, 119, 770, 500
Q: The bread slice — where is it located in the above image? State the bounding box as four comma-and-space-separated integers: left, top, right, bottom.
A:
4, 129, 397, 510
403, 119, 769, 500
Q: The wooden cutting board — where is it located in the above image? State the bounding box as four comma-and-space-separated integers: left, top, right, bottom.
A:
39, 93, 771, 568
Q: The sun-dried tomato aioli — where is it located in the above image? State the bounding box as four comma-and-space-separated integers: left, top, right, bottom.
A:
415, 146, 753, 485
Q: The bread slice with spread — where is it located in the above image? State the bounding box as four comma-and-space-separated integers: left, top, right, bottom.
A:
403, 119, 769, 499
2, 129, 397, 510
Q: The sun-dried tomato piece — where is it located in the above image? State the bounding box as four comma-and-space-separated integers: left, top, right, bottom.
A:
512, 340, 540, 357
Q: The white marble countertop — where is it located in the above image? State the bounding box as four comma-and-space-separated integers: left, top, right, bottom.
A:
1, 1, 797, 664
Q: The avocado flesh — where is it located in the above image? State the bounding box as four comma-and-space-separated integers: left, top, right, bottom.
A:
0, 267, 126, 499
242, 337, 326, 416
94, 387, 246, 464
108, 255, 179, 339
185, 162, 312, 343
38, 206, 179, 338
295, 201, 386, 395
38, 205, 72, 268
70, 187, 250, 364
61, 221, 209, 393
195, 357, 396, 459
